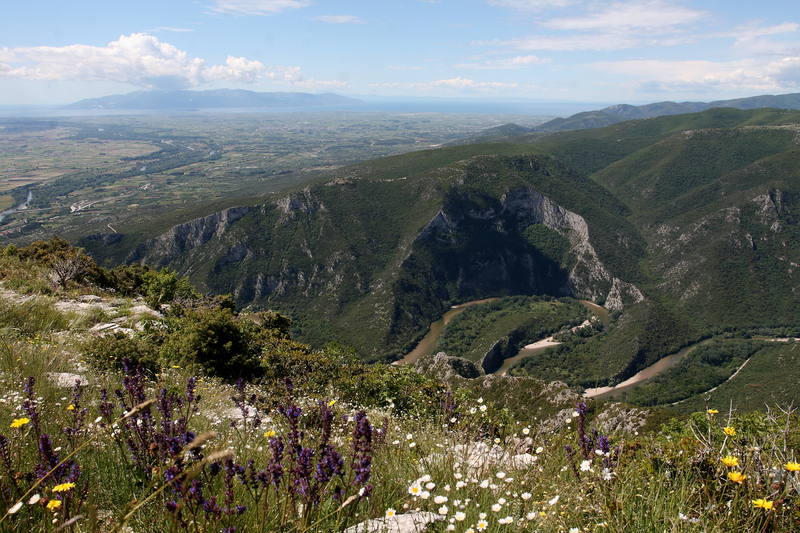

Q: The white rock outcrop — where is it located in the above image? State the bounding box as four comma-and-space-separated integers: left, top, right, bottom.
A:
344, 512, 443, 533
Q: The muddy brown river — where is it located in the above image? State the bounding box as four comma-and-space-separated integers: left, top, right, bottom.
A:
394, 298, 608, 369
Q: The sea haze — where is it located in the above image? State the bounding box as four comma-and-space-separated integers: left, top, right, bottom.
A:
0, 97, 608, 119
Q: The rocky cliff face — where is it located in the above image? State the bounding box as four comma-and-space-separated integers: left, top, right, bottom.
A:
416, 187, 642, 308
129, 206, 250, 266
121, 154, 646, 357
500, 188, 613, 302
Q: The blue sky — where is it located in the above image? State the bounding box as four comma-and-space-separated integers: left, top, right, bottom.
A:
2, 0, 799, 106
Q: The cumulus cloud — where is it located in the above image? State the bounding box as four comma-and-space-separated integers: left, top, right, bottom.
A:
314, 15, 365, 24
206, 56, 269, 84
0, 34, 285, 90
763, 57, 800, 87
206, 0, 312, 16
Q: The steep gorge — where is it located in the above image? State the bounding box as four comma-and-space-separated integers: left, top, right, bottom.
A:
126, 154, 645, 360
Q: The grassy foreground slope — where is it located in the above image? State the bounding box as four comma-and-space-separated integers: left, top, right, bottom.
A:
0, 239, 798, 532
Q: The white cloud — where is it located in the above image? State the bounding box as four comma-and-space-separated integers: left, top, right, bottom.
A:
730, 22, 800, 40
0, 34, 275, 90
206, 0, 312, 16
479, 1, 709, 52
150, 27, 195, 32
314, 15, 365, 24
455, 54, 550, 69
270, 65, 350, 90
291, 79, 351, 90
764, 57, 800, 87
486, 0, 580, 11
368, 77, 529, 92
542, 1, 707, 32
480, 32, 695, 52
386, 65, 425, 71
207, 55, 269, 84
588, 57, 800, 94
728, 22, 800, 55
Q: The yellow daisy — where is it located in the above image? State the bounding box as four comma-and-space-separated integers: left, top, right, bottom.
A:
52, 482, 75, 492
752, 499, 773, 510
10, 418, 29, 429
727, 472, 745, 484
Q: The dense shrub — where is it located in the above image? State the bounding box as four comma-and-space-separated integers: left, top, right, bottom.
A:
81, 332, 159, 374
159, 307, 261, 379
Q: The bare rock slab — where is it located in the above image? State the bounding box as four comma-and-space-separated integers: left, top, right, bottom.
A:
344, 512, 443, 533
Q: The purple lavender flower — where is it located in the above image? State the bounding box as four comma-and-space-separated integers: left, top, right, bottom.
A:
0, 435, 13, 482
350, 410, 373, 494
22, 376, 40, 432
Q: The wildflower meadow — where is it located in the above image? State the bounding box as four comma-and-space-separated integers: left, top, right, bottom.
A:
0, 239, 796, 532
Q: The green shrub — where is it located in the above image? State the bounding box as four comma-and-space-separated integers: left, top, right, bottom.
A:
81, 331, 160, 374
141, 268, 200, 309
159, 306, 262, 379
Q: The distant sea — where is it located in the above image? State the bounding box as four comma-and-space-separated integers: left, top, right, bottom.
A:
0, 98, 609, 119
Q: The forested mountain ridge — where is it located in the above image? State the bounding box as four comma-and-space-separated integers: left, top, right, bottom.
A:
81, 108, 800, 384
533, 91, 800, 131
122, 152, 645, 361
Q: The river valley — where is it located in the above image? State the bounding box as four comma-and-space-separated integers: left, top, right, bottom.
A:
395, 298, 747, 402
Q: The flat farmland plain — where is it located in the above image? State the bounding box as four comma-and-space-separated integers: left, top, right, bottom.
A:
0, 125, 158, 192
0, 112, 547, 249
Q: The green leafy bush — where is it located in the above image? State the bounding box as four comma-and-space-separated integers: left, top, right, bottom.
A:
156, 307, 261, 379
141, 268, 200, 309
81, 331, 159, 374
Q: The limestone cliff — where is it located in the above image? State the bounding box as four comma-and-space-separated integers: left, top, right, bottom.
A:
128, 206, 250, 266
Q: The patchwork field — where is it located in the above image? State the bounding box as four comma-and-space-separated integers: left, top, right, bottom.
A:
0, 112, 546, 244
0, 125, 158, 192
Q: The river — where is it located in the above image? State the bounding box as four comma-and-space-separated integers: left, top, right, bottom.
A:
392, 298, 499, 366
393, 297, 766, 402
0, 190, 33, 223
582, 338, 716, 399
394, 298, 609, 368
494, 300, 610, 376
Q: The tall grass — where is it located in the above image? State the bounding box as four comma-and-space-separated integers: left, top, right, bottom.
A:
0, 275, 795, 531
0, 340, 795, 532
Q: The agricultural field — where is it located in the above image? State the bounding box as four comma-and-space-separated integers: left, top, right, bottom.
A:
0, 125, 158, 194
0, 112, 546, 244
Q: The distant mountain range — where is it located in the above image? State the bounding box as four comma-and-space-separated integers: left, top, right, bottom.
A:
535, 92, 800, 131
62, 89, 364, 110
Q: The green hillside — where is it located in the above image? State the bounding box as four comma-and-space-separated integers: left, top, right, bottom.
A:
434, 295, 588, 366
69, 107, 800, 392
131, 151, 644, 361
508, 299, 702, 387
